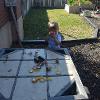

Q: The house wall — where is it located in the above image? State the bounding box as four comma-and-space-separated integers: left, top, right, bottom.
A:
0, 0, 24, 47
0, 0, 12, 48
0, 0, 9, 28
0, 22, 12, 48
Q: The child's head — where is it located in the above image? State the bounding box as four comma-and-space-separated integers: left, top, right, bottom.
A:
48, 22, 59, 34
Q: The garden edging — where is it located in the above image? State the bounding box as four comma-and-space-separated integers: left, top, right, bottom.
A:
84, 16, 99, 38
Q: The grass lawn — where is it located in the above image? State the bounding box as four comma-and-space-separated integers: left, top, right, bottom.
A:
24, 9, 94, 40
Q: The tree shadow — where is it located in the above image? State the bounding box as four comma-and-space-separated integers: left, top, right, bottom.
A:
23, 8, 49, 40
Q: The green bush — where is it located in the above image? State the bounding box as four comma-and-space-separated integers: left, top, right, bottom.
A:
67, 0, 76, 6
67, 0, 92, 6
80, 0, 92, 5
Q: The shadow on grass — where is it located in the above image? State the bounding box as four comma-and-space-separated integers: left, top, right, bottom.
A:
23, 8, 49, 40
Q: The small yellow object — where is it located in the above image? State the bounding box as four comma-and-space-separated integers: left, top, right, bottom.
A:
32, 76, 52, 83
29, 70, 33, 73
56, 68, 61, 75
47, 77, 52, 81
36, 76, 43, 80
32, 78, 37, 83
32, 68, 40, 72
56, 71, 61, 75
37, 77, 52, 82
39, 78, 45, 82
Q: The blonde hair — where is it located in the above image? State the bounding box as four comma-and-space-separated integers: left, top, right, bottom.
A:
48, 22, 59, 32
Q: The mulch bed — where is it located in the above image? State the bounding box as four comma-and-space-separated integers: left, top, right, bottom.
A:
70, 42, 100, 100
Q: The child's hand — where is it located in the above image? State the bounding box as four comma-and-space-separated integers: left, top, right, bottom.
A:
50, 32, 56, 38
52, 35, 56, 39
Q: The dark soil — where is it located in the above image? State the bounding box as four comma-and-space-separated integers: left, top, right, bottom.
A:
70, 42, 100, 100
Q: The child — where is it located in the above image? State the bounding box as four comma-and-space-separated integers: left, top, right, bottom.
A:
48, 22, 62, 49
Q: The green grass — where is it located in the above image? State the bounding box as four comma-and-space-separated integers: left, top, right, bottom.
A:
24, 9, 94, 40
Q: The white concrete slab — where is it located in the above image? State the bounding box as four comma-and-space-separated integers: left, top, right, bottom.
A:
12, 78, 47, 100
23, 49, 46, 60
0, 49, 88, 100
0, 50, 22, 60
8, 50, 23, 60
49, 76, 74, 97
66, 58, 88, 98
0, 50, 23, 60
18, 61, 46, 76
47, 60, 73, 76
0, 78, 15, 99
0, 56, 7, 60
46, 50, 71, 60
0, 61, 20, 76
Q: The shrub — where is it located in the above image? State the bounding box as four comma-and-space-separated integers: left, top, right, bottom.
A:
80, 0, 92, 5
67, 0, 92, 6
67, 0, 76, 6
